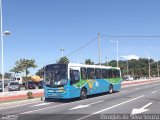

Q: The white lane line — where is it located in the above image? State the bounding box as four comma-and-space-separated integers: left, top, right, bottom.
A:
20, 102, 71, 114
30, 103, 51, 107
0, 101, 42, 110
69, 100, 104, 110
76, 95, 145, 120
151, 91, 157, 94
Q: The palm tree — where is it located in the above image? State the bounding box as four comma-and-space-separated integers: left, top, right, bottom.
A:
15, 59, 37, 77
10, 66, 23, 77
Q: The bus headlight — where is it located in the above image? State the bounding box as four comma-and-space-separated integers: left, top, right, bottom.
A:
56, 89, 65, 93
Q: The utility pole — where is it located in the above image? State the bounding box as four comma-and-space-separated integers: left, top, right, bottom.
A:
148, 53, 151, 79
157, 61, 159, 78
60, 44, 64, 58
117, 40, 119, 67
127, 60, 129, 75
98, 33, 101, 65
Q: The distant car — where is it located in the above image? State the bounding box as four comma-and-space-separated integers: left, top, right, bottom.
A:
25, 81, 36, 89
123, 75, 134, 81
12, 76, 23, 85
0, 81, 2, 92
8, 82, 20, 91
38, 80, 45, 89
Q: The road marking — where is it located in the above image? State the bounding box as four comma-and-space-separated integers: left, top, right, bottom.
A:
76, 95, 145, 120
145, 86, 150, 88
30, 103, 51, 107
69, 100, 104, 110
151, 91, 157, 94
131, 102, 152, 115
20, 103, 68, 114
0, 101, 42, 110
20, 91, 125, 114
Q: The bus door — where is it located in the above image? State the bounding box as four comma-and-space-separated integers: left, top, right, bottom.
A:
69, 67, 81, 97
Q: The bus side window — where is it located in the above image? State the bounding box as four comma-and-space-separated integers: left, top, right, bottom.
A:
102, 69, 107, 79
70, 70, 80, 84
81, 68, 87, 80
87, 68, 95, 79
117, 70, 120, 78
95, 69, 101, 79
112, 69, 120, 78
108, 69, 112, 78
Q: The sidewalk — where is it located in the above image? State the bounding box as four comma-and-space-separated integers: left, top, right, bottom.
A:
0, 78, 160, 103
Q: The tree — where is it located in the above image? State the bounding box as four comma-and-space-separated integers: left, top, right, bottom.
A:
4, 73, 12, 79
10, 66, 23, 77
57, 56, 70, 64
85, 59, 94, 65
108, 60, 117, 67
36, 67, 45, 78
15, 59, 37, 77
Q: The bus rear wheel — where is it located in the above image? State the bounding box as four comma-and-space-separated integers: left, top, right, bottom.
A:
108, 85, 113, 94
80, 88, 87, 100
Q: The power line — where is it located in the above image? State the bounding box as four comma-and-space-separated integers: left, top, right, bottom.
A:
102, 35, 160, 38
37, 37, 98, 65
65, 37, 98, 57
37, 34, 160, 66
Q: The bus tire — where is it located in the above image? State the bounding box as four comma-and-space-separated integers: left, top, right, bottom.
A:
80, 88, 87, 100
108, 85, 113, 94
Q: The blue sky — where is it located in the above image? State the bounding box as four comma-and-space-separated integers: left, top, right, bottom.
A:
1, 0, 160, 75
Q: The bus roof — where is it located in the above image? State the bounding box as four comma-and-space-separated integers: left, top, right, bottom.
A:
68, 63, 120, 70
44, 63, 120, 70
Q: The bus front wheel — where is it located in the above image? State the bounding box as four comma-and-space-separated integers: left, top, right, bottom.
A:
80, 88, 87, 100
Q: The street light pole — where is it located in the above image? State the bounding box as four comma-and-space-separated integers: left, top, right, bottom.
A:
127, 59, 129, 75
98, 33, 101, 65
0, 0, 4, 94
157, 61, 159, 78
60, 44, 64, 58
117, 40, 119, 67
0, 0, 10, 94
147, 53, 151, 79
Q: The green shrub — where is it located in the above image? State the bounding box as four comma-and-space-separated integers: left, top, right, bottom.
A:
27, 91, 33, 99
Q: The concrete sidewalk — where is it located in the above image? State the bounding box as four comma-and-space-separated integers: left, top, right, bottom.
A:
0, 78, 160, 103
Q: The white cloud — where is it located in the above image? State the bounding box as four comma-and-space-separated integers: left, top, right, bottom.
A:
120, 55, 139, 60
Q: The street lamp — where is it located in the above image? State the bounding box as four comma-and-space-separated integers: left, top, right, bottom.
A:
98, 33, 101, 65
1, 31, 10, 94
157, 61, 159, 78
60, 44, 64, 58
150, 60, 159, 78
120, 56, 129, 75
144, 52, 151, 79
0, 0, 11, 94
111, 40, 119, 67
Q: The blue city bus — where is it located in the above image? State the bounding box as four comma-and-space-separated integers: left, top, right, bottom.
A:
43, 63, 122, 100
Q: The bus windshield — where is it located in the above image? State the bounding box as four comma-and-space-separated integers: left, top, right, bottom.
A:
45, 64, 68, 87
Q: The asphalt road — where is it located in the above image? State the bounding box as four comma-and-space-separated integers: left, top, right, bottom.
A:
0, 81, 160, 120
